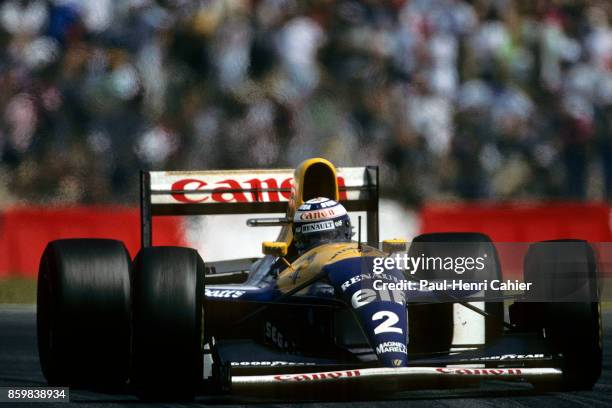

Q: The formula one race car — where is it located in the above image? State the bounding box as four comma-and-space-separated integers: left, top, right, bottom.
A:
37, 158, 602, 400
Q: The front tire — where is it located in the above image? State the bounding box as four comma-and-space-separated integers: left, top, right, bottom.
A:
37, 239, 132, 389
513, 240, 602, 391
407, 232, 504, 354
131, 246, 204, 400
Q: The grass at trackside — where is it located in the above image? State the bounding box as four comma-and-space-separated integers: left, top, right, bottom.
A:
0, 278, 36, 304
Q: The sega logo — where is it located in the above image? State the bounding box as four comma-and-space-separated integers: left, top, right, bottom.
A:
265, 322, 295, 350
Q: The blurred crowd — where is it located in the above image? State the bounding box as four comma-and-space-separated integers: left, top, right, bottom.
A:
1, 0, 612, 205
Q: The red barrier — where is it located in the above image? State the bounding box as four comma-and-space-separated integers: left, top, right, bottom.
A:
420, 202, 612, 278
2, 203, 611, 278
420, 202, 611, 242
0, 207, 185, 278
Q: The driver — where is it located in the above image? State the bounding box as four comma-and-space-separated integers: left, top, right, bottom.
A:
293, 197, 353, 254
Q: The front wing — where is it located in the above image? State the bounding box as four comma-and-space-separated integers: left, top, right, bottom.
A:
213, 332, 563, 393
231, 366, 562, 391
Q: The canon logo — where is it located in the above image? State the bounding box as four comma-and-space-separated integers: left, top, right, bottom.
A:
436, 368, 523, 375
298, 209, 338, 220
170, 176, 347, 203
273, 370, 360, 382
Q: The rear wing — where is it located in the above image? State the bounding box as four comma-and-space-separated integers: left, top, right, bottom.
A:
140, 166, 379, 248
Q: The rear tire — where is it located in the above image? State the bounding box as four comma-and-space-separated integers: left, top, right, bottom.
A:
37, 239, 131, 389
131, 246, 204, 400
514, 240, 601, 391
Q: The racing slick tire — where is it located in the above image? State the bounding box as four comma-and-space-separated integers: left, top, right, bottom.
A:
131, 246, 204, 400
512, 239, 601, 391
37, 239, 132, 389
407, 232, 504, 354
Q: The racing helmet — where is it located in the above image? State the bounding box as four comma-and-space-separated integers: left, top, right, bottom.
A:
293, 197, 352, 253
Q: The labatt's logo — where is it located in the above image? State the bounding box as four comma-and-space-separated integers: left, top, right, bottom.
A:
170, 176, 347, 203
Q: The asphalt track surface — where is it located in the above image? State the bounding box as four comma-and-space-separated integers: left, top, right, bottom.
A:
1, 305, 611, 407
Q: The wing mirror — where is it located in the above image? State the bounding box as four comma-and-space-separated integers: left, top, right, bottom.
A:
383, 239, 407, 253
262, 241, 288, 257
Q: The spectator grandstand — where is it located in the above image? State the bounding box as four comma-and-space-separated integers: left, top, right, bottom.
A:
1, 0, 611, 205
